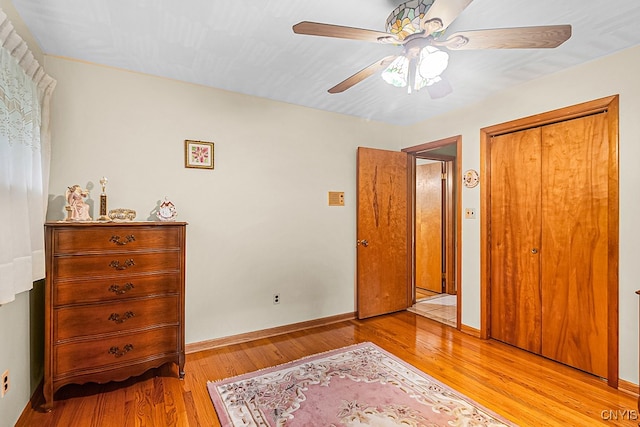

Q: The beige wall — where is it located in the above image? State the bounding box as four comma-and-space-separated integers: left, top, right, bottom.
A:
43, 56, 401, 345
399, 45, 640, 384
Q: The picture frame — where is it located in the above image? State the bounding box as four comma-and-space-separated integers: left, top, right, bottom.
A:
185, 140, 214, 169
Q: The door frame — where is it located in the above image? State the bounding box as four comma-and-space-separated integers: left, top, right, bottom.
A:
403, 136, 462, 329
479, 95, 619, 387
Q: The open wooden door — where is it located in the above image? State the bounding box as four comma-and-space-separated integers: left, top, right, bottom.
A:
356, 147, 409, 319
416, 162, 443, 294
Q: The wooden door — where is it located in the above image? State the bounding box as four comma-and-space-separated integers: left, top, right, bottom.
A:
489, 128, 542, 354
416, 162, 443, 293
540, 113, 609, 378
356, 147, 409, 319
482, 96, 618, 386
489, 113, 610, 378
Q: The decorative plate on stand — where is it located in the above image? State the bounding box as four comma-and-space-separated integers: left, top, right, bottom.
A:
463, 169, 479, 188
157, 197, 178, 221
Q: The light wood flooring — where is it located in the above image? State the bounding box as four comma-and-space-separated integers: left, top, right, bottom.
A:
16, 311, 638, 426
409, 294, 457, 327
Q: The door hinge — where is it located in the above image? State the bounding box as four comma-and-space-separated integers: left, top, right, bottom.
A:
441, 172, 447, 180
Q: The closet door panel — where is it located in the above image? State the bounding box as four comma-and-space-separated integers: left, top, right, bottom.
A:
540, 113, 609, 378
489, 128, 542, 353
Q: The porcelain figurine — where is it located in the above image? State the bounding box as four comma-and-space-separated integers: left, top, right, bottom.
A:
65, 185, 92, 221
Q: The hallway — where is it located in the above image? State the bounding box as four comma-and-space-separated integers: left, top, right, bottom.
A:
408, 293, 457, 327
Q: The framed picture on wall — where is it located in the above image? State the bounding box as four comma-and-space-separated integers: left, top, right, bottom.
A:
185, 140, 214, 169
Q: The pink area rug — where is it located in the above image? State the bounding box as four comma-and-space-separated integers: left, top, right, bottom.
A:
208, 342, 516, 426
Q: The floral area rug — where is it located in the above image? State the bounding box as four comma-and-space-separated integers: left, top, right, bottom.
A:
208, 342, 517, 426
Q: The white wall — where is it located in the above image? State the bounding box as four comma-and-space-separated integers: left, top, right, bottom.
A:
399, 45, 640, 384
43, 56, 401, 345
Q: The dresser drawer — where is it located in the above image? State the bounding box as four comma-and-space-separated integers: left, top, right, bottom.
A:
53, 251, 180, 279
54, 326, 179, 375
54, 295, 179, 341
52, 226, 183, 254
54, 273, 181, 306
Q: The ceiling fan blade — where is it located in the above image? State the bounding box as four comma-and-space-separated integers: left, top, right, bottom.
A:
293, 21, 399, 44
420, 0, 474, 35
434, 25, 572, 50
328, 56, 398, 94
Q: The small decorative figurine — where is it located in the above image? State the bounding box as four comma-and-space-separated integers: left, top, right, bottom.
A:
65, 185, 92, 221
98, 176, 110, 221
157, 196, 177, 221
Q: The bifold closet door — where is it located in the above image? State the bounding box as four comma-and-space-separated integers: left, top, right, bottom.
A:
489, 112, 609, 379
540, 112, 609, 378
489, 127, 542, 354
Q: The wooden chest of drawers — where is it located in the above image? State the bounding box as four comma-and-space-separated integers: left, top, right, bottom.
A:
43, 222, 187, 410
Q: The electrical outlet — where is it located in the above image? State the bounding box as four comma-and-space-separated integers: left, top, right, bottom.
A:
1, 370, 8, 398
273, 293, 280, 304
464, 208, 476, 219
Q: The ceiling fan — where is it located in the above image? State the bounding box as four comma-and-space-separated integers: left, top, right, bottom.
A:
292, 0, 571, 98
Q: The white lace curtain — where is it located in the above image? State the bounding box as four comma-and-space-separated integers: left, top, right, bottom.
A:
0, 9, 56, 304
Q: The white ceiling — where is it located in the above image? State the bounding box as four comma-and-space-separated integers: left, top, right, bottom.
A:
11, 0, 640, 125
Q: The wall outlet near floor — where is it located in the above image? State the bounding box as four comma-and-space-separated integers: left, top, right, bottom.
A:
464, 208, 476, 219
1, 370, 8, 398
273, 293, 280, 304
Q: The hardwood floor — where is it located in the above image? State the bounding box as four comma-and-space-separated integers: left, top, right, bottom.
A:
415, 287, 439, 300
17, 311, 638, 426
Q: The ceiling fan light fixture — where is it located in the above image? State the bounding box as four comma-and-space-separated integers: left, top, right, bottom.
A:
386, 0, 435, 40
294, 1, 572, 97
427, 75, 443, 86
381, 55, 409, 87
414, 74, 440, 91
417, 45, 449, 80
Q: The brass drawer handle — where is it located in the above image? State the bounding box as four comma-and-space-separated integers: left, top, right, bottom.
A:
109, 259, 135, 270
108, 311, 135, 324
109, 235, 136, 246
108, 344, 134, 358
108, 283, 135, 295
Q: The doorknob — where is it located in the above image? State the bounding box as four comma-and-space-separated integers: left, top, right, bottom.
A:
357, 239, 369, 247
531, 248, 539, 254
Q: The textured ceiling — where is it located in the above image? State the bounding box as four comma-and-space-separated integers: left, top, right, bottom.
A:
11, 0, 640, 125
